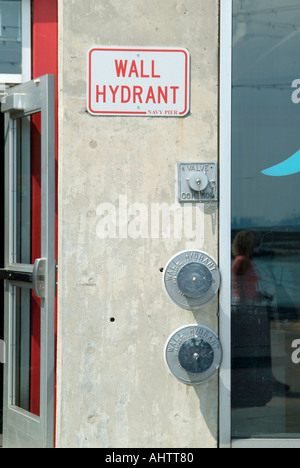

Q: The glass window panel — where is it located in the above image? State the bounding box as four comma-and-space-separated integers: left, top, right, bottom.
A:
15, 113, 41, 264
232, 0, 300, 438
0, 0, 21, 75
13, 286, 40, 417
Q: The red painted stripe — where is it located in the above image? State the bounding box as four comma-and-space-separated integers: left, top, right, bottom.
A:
31, 0, 58, 444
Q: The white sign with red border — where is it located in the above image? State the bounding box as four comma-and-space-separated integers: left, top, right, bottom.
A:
87, 47, 190, 117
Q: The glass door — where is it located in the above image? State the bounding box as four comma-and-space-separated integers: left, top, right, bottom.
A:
0, 75, 55, 448
219, 0, 300, 448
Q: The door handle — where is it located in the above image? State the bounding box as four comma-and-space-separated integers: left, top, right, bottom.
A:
0, 258, 46, 299
32, 258, 46, 299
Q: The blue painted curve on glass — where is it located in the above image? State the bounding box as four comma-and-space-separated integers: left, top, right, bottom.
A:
262, 149, 300, 176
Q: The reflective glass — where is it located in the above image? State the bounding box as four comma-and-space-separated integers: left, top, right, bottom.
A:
0, 0, 21, 75
13, 286, 40, 416
12, 112, 42, 418
232, 0, 300, 438
15, 113, 41, 264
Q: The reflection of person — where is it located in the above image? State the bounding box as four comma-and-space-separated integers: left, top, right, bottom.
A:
232, 231, 289, 411
231, 231, 273, 409
232, 231, 259, 304
232, 230, 274, 304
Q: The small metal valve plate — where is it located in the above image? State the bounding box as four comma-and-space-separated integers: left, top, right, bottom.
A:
165, 325, 222, 385
178, 162, 218, 203
163, 251, 220, 310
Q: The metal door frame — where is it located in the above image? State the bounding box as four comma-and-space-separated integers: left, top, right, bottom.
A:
1, 75, 55, 448
219, 0, 232, 449
219, 0, 300, 448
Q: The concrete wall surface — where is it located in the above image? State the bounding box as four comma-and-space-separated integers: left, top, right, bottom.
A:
56, 0, 219, 448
